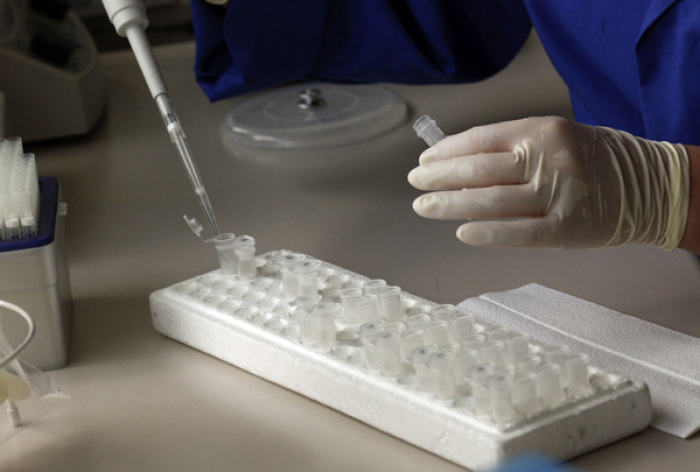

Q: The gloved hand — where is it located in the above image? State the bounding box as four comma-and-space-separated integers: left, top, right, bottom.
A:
408, 116, 689, 249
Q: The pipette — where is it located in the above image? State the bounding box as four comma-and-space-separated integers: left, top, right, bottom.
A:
101, 0, 219, 235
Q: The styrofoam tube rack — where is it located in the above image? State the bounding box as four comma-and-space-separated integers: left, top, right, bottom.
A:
150, 250, 651, 471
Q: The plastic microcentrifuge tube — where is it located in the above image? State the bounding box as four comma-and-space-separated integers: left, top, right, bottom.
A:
482, 326, 511, 342
461, 333, 486, 353
425, 321, 451, 347
429, 350, 457, 399
410, 345, 438, 392
564, 353, 592, 397
340, 288, 363, 324
406, 313, 431, 330
454, 349, 480, 384
480, 340, 507, 367
233, 235, 256, 279
516, 355, 542, 373
470, 363, 496, 384
214, 233, 237, 274
540, 345, 570, 386
278, 253, 306, 299
471, 382, 492, 416
504, 334, 530, 362
536, 363, 565, 408
376, 330, 402, 377
430, 304, 455, 322
293, 259, 322, 297
399, 329, 425, 361
354, 295, 380, 324
363, 279, 386, 296
512, 371, 540, 417
413, 115, 447, 147
489, 373, 517, 426
540, 346, 570, 366
360, 322, 385, 370
450, 312, 475, 341
385, 322, 407, 335
296, 294, 322, 344
311, 302, 341, 349
377, 286, 403, 322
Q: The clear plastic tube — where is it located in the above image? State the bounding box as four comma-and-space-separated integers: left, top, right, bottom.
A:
376, 331, 402, 377
413, 115, 447, 147
213, 233, 237, 274
429, 350, 457, 399
278, 253, 306, 299
377, 286, 403, 322
312, 302, 340, 349
360, 322, 385, 370
293, 259, 321, 296
233, 235, 256, 279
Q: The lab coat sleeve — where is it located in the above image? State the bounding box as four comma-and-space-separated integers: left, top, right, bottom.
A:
190, 0, 532, 101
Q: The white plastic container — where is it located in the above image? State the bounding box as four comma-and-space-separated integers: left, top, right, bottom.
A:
0, 177, 72, 370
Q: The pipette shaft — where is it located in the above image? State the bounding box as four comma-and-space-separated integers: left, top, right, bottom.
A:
101, 0, 219, 235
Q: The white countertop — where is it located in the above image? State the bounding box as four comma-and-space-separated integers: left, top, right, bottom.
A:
1, 34, 698, 471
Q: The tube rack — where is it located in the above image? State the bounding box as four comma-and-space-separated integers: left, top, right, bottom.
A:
150, 250, 650, 471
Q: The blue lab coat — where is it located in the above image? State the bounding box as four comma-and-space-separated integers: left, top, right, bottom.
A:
191, 0, 700, 145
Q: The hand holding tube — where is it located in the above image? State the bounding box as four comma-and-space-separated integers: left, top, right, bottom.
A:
408, 116, 689, 250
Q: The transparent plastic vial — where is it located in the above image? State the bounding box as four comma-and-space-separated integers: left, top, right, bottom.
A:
278, 253, 306, 299
312, 302, 341, 349
410, 345, 438, 392
360, 322, 385, 370
450, 312, 475, 341
564, 354, 592, 397
376, 330, 402, 377
296, 294, 322, 345
512, 371, 540, 417
377, 286, 403, 322
429, 350, 457, 399
293, 259, 322, 296
214, 233, 237, 274
536, 363, 564, 408
399, 329, 424, 361
413, 115, 447, 146
233, 235, 256, 279
489, 373, 516, 426
340, 288, 363, 324
425, 321, 451, 347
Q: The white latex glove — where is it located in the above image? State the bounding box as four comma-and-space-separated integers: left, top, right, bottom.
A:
408, 117, 689, 249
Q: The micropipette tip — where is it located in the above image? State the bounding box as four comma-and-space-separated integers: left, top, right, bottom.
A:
198, 191, 220, 236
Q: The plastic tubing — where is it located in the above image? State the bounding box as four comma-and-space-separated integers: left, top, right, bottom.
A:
0, 300, 35, 370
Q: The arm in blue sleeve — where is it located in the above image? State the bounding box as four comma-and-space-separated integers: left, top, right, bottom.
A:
191, 0, 532, 101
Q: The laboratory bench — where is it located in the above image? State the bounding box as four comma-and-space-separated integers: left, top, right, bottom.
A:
1, 35, 699, 471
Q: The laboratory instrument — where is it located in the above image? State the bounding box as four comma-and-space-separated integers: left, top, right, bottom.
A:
150, 250, 651, 471
101, 0, 219, 235
219, 83, 408, 164
0, 138, 72, 370
0, 0, 104, 141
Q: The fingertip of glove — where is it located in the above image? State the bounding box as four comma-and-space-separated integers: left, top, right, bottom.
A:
419, 147, 437, 164
412, 194, 438, 217
456, 223, 489, 246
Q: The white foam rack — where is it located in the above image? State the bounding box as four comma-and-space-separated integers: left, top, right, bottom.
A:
150, 250, 651, 471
